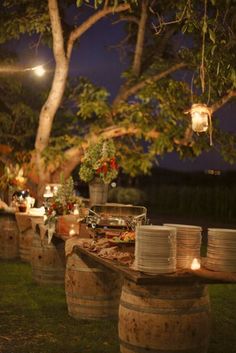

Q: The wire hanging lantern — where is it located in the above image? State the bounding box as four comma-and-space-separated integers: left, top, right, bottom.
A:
190, 103, 211, 132
185, 0, 213, 146
188, 103, 213, 145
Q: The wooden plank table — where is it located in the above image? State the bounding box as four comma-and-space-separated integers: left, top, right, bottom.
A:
72, 245, 236, 353
74, 245, 236, 285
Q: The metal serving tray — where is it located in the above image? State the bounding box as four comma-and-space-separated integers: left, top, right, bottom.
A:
86, 204, 147, 232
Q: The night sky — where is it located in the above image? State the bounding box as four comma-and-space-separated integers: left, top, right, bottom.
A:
11, 14, 236, 173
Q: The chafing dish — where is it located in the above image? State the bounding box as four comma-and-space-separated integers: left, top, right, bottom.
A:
86, 204, 147, 237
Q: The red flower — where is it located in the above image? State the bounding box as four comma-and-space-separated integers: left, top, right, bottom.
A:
110, 157, 118, 170
67, 202, 74, 211
101, 163, 108, 175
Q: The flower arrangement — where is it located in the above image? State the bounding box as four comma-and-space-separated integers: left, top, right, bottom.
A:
45, 177, 83, 226
79, 139, 119, 184
0, 163, 27, 191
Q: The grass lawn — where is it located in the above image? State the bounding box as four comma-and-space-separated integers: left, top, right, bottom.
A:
0, 259, 236, 353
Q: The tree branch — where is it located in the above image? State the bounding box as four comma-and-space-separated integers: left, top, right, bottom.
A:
109, 33, 132, 62
34, 0, 70, 189
50, 122, 196, 178
132, 0, 149, 76
103, 0, 109, 9
113, 62, 187, 105
67, 3, 130, 58
35, 0, 69, 155
152, 0, 190, 35
49, 125, 160, 177
211, 90, 236, 113
48, 0, 66, 61
112, 15, 139, 25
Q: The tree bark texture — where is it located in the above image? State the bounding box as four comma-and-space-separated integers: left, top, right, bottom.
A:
132, 0, 149, 76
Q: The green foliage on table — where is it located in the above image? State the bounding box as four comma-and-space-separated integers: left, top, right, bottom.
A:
45, 176, 83, 226
0, 163, 27, 191
54, 176, 82, 213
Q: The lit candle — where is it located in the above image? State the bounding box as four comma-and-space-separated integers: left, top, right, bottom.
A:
53, 186, 58, 195
191, 258, 201, 270
43, 185, 53, 198
73, 204, 79, 215
69, 225, 76, 237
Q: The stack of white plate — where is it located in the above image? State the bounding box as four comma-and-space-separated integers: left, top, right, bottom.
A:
205, 228, 236, 272
134, 225, 176, 274
164, 224, 202, 269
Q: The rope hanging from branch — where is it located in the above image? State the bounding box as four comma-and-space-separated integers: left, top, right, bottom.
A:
200, 0, 208, 94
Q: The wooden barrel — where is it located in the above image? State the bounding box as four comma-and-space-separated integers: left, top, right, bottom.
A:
15, 213, 34, 263
19, 228, 34, 262
0, 212, 19, 259
65, 252, 122, 320
119, 280, 210, 353
30, 234, 65, 285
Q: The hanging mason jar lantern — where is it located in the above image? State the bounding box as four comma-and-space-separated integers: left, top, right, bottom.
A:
185, 103, 213, 145
189, 103, 212, 133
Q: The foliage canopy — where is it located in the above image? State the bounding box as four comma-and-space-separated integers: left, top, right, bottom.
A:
0, 0, 236, 185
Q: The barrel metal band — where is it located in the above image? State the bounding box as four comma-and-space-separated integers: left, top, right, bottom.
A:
66, 266, 102, 272
122, 285, 207, 301
119, 299, 209, 315
119, 339, 205, 353
67, 300, 118, 309
66, 292, 118, 300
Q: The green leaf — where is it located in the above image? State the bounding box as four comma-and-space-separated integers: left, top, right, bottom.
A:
211, 44, 217, 56
230, 69, 236, 87
209, 29, 216, 43
76, 0, 83, 7
182, 24, 188, 34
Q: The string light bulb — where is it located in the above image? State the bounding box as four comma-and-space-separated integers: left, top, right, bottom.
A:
32, 65, 46, 77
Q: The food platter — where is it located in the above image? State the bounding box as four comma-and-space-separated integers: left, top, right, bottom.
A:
109, 238, 135, 246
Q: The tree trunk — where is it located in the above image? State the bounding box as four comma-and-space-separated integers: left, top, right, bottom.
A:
33, 0, 130, 201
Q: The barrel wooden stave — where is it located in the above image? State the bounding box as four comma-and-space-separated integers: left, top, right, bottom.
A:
19, 228, 34, 262
119, 280, 210, 353
0, 213, 19, 259
65, 252, 122, 320
15, 213, 34, 262
30, 236, 65, 285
